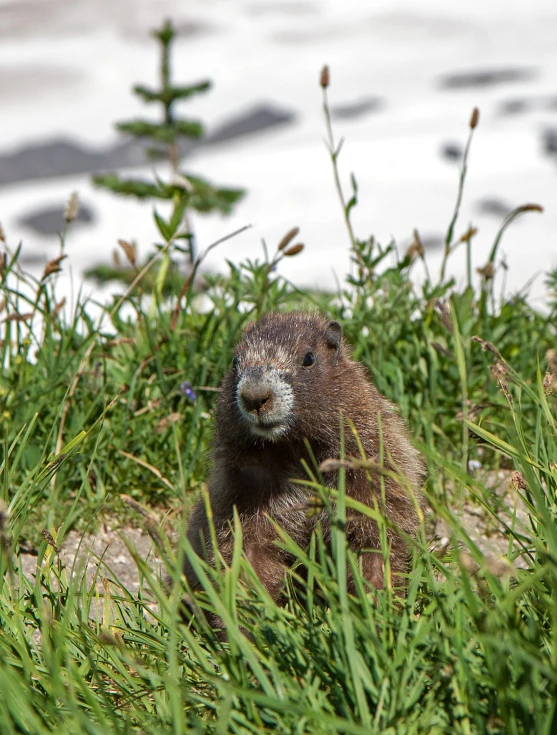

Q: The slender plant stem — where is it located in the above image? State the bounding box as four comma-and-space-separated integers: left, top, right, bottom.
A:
322, 87, 365, 271
439, 108, 479, 285
170, 224, 252, 331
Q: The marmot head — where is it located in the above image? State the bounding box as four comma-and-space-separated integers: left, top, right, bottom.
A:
226, 312, 346, 443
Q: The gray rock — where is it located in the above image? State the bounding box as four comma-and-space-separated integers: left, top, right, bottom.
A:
419, 233, 444, 250
476, 198, 514, 218
204, 104, 295, 145
543, 130, 557, 155
498, 96, 557, 116
18, 202, 94, 236
0, 138, 148, 187
441, 142, 463, 162
17, 252, 50, 267
0, 103, 295, 187
18, 525, 161, 599
331, 96, 383, 120
498, 98, 530, 116
439, 67, 536, 90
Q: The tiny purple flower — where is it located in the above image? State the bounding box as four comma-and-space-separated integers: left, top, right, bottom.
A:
180, 381, 196, 402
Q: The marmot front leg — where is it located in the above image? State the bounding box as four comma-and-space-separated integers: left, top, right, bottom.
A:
182, 506, 289, 634
203, 538, 286, 640
346, 524, 411, 595
244, 541, 287, 602
218, 513, 289, 603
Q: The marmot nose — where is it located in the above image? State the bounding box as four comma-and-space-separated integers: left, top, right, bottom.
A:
240, 387, 273, 415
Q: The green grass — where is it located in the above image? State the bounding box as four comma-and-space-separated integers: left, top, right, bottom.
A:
0, 85, 557, 734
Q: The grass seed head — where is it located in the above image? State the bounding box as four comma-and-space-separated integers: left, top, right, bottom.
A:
283, 243, 304, 257
477, 261, 494, 280
458, 226, 478, 243
489, 362, 508, 381
42, 529, 61, 554
435, 300, 453, 332
41, 255, 67, 281
521, 203, 544, 213
543, 372, 557, 395
277, 227, 300, 251
472, 336, 504, 362
118, 239, 137, 268
320, 65, 330, 89
490, 362, 512, 403
64, 191, 80, 223
406, 230, 425, 261
319, 458, 355, 472
510, 471, 527, 491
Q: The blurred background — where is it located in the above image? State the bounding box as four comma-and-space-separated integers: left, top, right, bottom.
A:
0, 0, 556, 306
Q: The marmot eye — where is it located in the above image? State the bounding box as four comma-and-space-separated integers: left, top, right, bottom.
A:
232, 356, 239, 369
302, 352, 315, 367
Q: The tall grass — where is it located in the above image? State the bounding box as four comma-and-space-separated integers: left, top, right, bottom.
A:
0, 69, 556, 734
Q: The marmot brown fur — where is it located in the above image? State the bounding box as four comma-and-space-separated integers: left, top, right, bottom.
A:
183, 311, 423, 614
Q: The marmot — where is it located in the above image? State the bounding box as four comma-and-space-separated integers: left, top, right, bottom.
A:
183, 311, 423, 615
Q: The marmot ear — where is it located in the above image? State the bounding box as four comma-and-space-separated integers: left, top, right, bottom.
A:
325, 320, 342, 357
